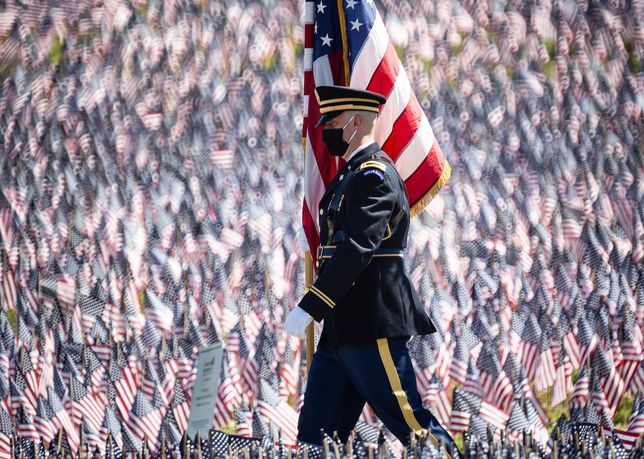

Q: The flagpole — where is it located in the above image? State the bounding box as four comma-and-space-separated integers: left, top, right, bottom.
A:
302, 0, 315, 379
304, 252, 314, 377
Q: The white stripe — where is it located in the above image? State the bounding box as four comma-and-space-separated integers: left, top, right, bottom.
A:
257, 401, 298, 440
313, 54, 334, 86
350, 13, 389, 89
305, 1, 315, 23
374, 68, 411, 146
394, 116, 435, 180
304, 134, 327, 233
304, 48, 313, 71
303, 94, 309, 117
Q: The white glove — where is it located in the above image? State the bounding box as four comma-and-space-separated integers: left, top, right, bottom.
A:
284, 306, 313, 339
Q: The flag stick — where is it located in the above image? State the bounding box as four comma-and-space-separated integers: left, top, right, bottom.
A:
304, 252, 314, 377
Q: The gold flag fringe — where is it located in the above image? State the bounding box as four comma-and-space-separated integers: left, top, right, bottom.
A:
410, 161, 452, 219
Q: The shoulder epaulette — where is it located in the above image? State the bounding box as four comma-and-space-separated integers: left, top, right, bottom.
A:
359, 161, 387, 172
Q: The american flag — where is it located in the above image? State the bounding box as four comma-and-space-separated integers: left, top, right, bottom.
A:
478, 399, 509, 431
592, 346, 625, 418
449, 389, 481, 434
16, 405, 39, 442
571, 365, 590, 408
34, 395, 57, 443
219, 352, 243, 414
506, 400, 530, 441
301, 0, 451, 257
47, 386, 80, 454
463, 358, 484, 399
124, 391, 163, 453
619, 305, 643, 390
628, 397, 644, 434
477, 344, 513, 410
144, 289, 174, 334
535, 332, 557, 392
0, 256, 17, 313
0, 406, 11, 459
279, 339, 299, 400
604, 426, 641, 452
255, 380, 298, 443
104, 432, 123, 459
81, 416, 102, 453
109, 355, 137, 424
11, 370, 37, 418
0, 0, 642, 455
448, 335, 468, 384
519, 313, 541, 380
426, 373, 451, 427
561, 315, 582, 369
70, 376, 104, 435
171, 379, 190, 433
100, 406, 123, 451
551, 350, 573, 407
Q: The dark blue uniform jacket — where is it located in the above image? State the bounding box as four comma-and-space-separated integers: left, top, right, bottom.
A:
298, 143, 436, 347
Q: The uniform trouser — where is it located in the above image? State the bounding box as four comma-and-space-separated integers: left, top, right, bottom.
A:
297, 337, 458, 456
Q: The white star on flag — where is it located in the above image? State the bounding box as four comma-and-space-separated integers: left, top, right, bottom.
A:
346, 0, 358, 9
350, 18, 363, 31
317, 1, 327, 13
321, 34, 333, 46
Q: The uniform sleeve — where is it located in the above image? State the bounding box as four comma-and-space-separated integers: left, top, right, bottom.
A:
298, 167, 395, 321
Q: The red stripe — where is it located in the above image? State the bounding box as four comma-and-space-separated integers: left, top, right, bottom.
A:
402, 141, 448, 206
365, 44, 427, 162
327, 50, 348, 87
257, 401, 298, 439
303, 7, 314, 141
365, 43, 399, 101
0, 434, 10, 459
303, 71, 313, 131
175, 403, 189, 430
304, 28, 314, 49
381, 102, 423, 161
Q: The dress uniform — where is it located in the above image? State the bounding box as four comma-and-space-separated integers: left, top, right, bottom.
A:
288, 86, 458, 456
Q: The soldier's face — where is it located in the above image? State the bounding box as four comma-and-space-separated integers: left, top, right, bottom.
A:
324, 112, 348, 128
324, 112, 357, 139
322, 112, 358, 157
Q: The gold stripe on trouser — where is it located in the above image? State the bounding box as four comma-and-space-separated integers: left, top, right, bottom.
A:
376, 338, 450, 457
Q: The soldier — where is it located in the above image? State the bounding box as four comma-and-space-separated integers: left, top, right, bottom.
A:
285, 85, 458, 456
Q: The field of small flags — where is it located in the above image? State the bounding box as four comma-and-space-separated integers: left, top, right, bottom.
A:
0, 0, 643, 457
6, 423, 644, 458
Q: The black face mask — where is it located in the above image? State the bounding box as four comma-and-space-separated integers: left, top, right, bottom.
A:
322, 116, 355, 157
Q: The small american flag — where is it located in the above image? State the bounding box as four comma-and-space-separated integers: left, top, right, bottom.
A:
124, 391, 163, 453
209, 149, 235, 170
506, 400, 530, 441
171, 379, 190, 433
449, 389, 481, 433
255, 380, 298, 443
0, 406, 12, 459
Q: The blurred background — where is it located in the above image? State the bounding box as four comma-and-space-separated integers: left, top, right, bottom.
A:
0, 0, 642, 456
